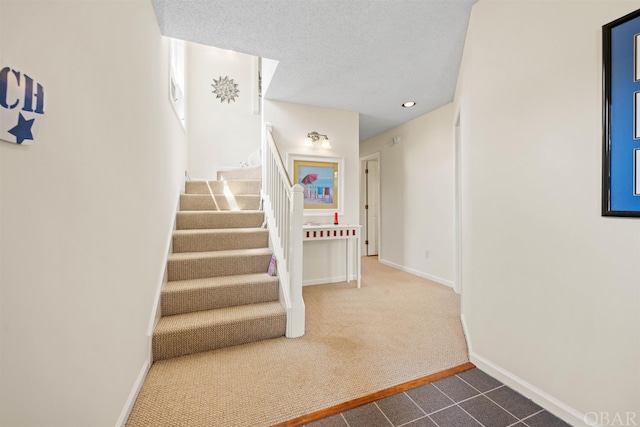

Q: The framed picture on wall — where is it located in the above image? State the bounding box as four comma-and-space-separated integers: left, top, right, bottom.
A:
287, 154, 344, 216
603, 8, 640, 217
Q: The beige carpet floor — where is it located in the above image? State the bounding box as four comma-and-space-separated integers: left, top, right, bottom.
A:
126, 257, 469, 427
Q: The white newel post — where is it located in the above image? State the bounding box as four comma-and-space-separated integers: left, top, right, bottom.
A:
287, 184, 305, 338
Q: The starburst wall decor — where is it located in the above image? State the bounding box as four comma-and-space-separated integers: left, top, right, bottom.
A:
211, 76, 240, 103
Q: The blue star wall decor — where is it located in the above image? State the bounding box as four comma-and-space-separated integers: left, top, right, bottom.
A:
8, 113, 35, 144
0, 66, 46, 146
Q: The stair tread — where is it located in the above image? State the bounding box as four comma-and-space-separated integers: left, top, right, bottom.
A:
154, 182, 281, 360
163, 273, 278, 294
177, 210, 263, 214
173, 227, 267, 236
181, 193, 260, 198
154, 301, 285, 335
186, 179, 260, 187
180, 196, 260, 199
175, 210, 265, 228
189, 180, 261, 183
179, 194, 261, 211
161, 273, 279, 317
168, 247, 272, 261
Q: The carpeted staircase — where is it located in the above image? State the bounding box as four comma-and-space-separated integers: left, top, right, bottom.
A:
152, 178, 286, 361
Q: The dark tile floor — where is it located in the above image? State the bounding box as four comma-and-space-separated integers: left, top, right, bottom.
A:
304, 368, 572, 427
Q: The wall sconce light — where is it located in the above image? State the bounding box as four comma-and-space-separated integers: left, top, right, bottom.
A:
305, 131, 331, 149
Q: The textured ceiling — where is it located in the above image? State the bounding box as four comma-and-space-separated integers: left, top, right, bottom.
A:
152, 0, 478, 141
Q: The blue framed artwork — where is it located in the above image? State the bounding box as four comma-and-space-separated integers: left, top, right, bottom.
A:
287, 154, 344, 216
603, 9, 640, 216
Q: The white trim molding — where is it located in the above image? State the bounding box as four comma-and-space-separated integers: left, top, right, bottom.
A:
116, 360, 150, 427
378, 258, 454, 288
470, 353, 599, 427
302, 274, 360, 287
460, 314, 472, 354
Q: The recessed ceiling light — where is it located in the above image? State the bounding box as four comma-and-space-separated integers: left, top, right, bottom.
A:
402, 101, 416, 108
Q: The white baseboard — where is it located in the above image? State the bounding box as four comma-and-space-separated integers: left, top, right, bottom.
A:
147, 198, 179, 358
460, 314, 472, 354
470, 353, 595, 427
302, 275, 359, 286
378, 258, 454, 288
115, 359, 150, 427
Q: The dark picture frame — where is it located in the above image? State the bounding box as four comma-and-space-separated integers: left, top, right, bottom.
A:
603, 8, 640, 217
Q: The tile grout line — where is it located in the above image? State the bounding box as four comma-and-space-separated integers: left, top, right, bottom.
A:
373, 401, 395, 427
428, 414, 442, 427
402, 390, 429, 417
340, 412, 351, 427
396, 415, 431, 427
455, 373, 504, 397
482, 392, 535, 423
431, 375, 516, 426
427, 381, 485, 426
393, 391, 430, 427
428, 414, 443, 427
456, 403, 489, 427
455, 374, 545, 424
399, 390, 448, 427
519, 408, 547, 426
311, 372, 562, 427
334, 378, 469, 427
430, 382, 462, 406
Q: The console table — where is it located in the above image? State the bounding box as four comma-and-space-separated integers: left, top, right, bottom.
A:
302, 224, 362, 288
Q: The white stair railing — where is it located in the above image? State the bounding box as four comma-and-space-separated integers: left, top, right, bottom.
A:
262, 123, 305, 337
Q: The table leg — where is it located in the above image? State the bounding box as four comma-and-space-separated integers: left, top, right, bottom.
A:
346, 239, 350, 283
357, 235, 361, 288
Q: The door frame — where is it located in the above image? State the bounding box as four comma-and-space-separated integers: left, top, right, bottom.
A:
360, 152, 381, 257
453, 108, 462, 295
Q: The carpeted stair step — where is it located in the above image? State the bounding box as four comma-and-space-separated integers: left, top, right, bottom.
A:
185, 180, 261, 195
153, 176, 282, 361
180, 194, 260, 211
218, 166, 261, 181
152, 301, 286, 361
176, 210, 265, 230
168, 247, 273, 281
172, 228, 268, 253
161, 273, 279, 316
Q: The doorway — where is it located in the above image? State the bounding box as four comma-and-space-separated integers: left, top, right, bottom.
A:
360, 153, 380, 257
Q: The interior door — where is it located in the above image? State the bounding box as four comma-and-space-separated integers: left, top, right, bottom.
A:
365, 160, 379, 256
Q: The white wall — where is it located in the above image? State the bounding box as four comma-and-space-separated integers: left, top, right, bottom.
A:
0, 1, 187, 426
456, 1, 640, 425
187, 42, 261, 179
263, 99, 360, 285
261, 58, 280, 97
360, 104, 455, 287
